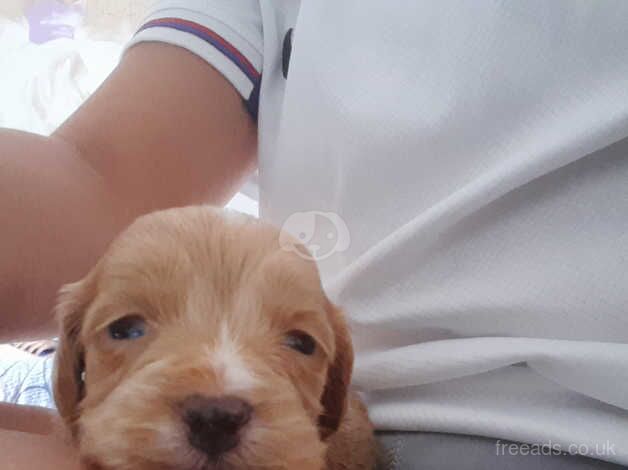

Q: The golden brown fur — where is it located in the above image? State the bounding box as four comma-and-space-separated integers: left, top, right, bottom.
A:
53, 206, 375, 470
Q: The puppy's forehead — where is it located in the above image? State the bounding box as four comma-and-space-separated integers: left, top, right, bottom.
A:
98, 207, 324, 308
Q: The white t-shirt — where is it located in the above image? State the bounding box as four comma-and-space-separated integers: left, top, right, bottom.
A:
128, 1, 628, 464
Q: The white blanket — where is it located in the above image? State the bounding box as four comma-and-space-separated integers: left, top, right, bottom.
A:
0, 345, 55, 408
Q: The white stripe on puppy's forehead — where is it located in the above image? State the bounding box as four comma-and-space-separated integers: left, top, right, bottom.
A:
207, 324, 259, 392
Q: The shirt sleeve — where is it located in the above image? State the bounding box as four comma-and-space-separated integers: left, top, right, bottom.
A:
126, 0, 263, 119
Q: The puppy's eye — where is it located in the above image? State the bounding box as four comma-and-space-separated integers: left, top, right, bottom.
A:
284, 331, 316, 355
107, 315, 146, 340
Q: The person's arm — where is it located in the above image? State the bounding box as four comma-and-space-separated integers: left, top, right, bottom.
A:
0, 403, 81, 469
0, 402, 57, 435
0, 43, 257, 342
0, 428, 82, 470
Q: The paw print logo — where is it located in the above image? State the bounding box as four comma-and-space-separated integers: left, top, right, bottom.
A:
279, 212, 351, 261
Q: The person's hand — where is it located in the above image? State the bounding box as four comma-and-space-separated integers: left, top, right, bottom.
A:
0, 402, 82, 470
1, 426, 82, 470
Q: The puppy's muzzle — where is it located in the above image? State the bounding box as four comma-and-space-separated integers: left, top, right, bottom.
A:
181, 395, 253, 459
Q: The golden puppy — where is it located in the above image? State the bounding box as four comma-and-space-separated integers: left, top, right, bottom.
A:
53, 206, 376, 470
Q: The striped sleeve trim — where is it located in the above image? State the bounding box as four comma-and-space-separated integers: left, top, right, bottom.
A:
137, 17, 261, 87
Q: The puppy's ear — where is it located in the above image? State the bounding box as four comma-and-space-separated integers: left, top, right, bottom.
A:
53, 276, 95, 438
318, 303, 354, 440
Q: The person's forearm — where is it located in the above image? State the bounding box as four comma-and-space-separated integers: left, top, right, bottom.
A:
0, 129, 126, 342
0, 402, 57, 435
0, 427, 81, 470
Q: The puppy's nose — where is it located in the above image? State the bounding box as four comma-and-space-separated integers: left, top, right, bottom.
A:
181, 395, 252, 458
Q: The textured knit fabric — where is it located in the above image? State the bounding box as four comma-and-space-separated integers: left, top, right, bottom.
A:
0, 345, 55, 408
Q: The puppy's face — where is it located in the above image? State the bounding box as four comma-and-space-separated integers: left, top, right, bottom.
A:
53, 207, 353, 470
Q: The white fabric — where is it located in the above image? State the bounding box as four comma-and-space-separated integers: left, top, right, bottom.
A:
131, 0, 628, 465
0, 17, 121, 135
0, 346, 55, 408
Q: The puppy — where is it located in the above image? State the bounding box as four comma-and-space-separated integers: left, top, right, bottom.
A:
53, 206, 376, 470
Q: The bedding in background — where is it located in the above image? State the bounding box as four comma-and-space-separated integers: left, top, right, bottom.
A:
0, 345, 55, 408
0, 12, 121, 134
